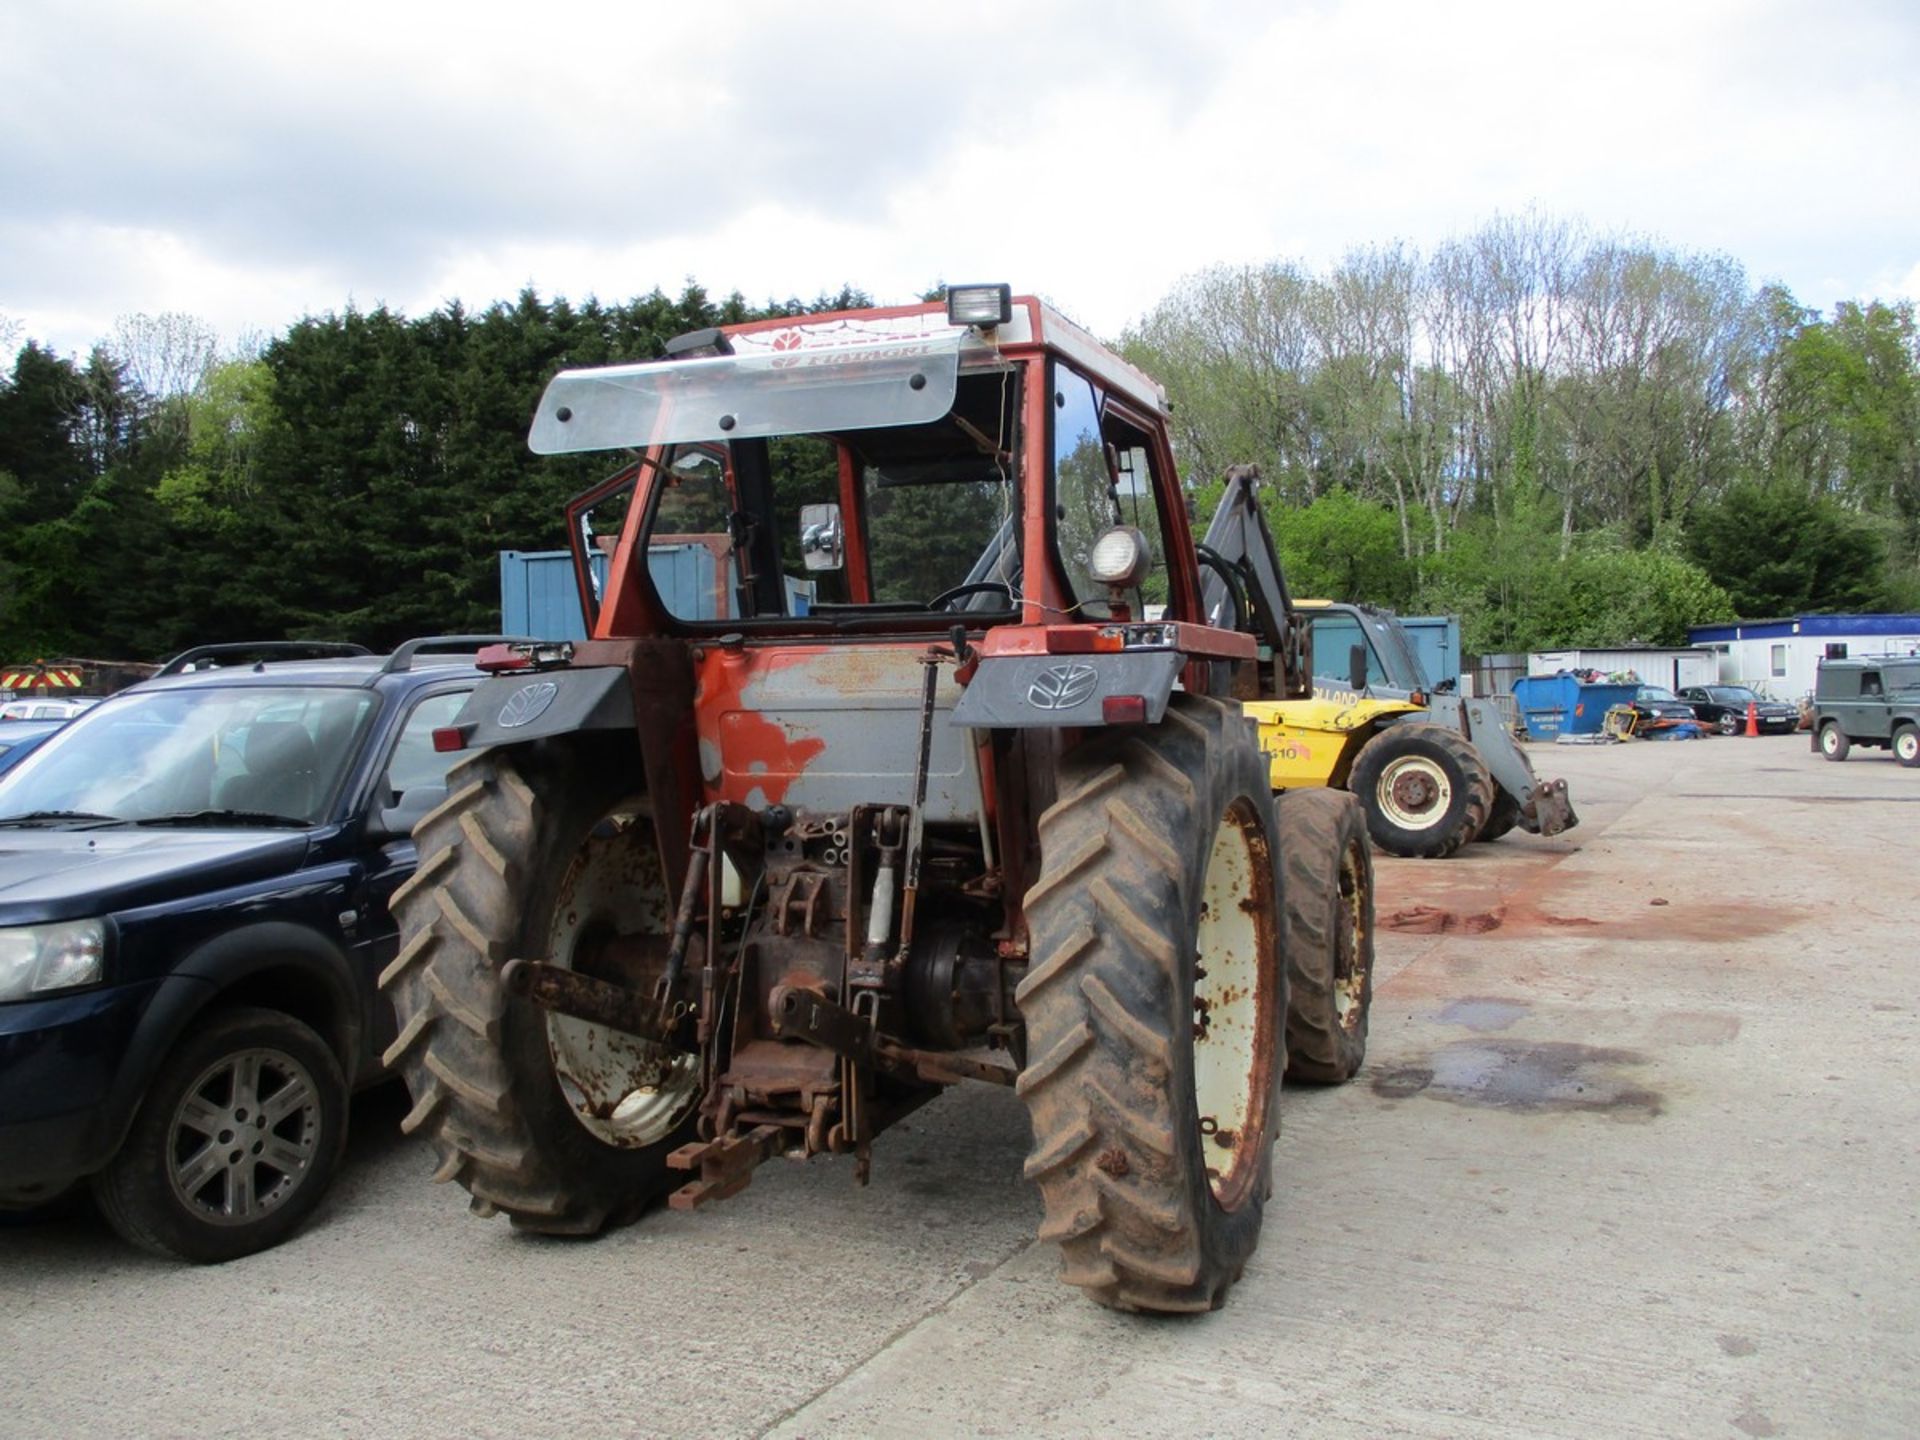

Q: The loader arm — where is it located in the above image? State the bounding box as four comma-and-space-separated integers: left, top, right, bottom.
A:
1197, 466, 1311, 700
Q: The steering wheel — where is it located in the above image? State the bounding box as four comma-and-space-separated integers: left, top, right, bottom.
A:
926, 581, 1014, 610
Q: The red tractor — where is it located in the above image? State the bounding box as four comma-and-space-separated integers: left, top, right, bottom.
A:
384, 286, 1375, 1313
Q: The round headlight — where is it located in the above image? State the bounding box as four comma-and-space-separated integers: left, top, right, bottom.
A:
1087, 526, 1150, 588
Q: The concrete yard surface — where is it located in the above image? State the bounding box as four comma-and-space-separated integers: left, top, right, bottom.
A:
5, 732, 1915, 1438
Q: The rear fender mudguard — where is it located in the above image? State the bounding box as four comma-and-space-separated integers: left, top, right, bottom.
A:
950, 652, 1185, 730
452, 667, 635, 749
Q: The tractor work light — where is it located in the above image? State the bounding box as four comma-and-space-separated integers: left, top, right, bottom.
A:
945, 284, 1013, 329
1088, 526, 1152, 589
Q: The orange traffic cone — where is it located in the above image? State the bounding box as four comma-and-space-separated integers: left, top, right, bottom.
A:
1744, 701, 1759, 737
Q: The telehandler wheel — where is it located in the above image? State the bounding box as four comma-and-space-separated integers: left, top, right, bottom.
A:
381, 741, 700, 1234
1276, 790, 1375, 1085
1018, 694, 1285, 1315
1347, 723, 1493, 859
1473, 788, 1521, 843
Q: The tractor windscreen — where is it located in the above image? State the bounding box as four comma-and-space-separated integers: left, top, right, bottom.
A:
529, 338, 963, 454
635, 363, 1023, 626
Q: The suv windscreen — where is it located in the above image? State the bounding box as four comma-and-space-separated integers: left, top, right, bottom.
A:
0, 686, 377, 825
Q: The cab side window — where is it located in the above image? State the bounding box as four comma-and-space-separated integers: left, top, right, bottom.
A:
1051, 367, 1176, 619
1310, 614, 1387, 687
1051, 366, 1116, 618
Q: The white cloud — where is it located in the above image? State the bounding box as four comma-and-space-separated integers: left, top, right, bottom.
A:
2, 0, 1916, 358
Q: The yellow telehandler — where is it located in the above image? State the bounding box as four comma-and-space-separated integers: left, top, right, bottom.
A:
1195, 474, 1576, 858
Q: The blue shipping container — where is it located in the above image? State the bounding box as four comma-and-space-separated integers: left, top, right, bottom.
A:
1399, 615, 1461, 687
500, 548, 810, 639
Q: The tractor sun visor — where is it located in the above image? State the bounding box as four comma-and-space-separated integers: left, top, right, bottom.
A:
529, 336, 963, 455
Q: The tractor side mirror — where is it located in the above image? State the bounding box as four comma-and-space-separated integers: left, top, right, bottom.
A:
799, 504, 844, 572
1348, 644, 1370, 692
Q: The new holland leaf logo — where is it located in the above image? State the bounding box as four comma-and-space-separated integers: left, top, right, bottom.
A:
497, 682, 559, 729
1027, 663, 1098, 711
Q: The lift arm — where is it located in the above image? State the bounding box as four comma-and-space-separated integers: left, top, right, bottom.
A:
1196, 465, 1311, 700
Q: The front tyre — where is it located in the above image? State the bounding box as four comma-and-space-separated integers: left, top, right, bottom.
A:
1348, 723, 1493, 858
1018, 694, 1285, 1315
92, 1007, 347, 1262
1473, 788, 1521, 844
1895, 725, 1919, 768
381, 742, 699, 1234
1277, 790, 1375, 1084
1819, 722, 1850, 762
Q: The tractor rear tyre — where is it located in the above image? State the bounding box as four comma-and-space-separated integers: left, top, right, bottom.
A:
1348, 723, 1494, 859
382, 740, 701, 1234
1474, 788, 1521, 843
1018, 694, 1285, 1315
1276, 790, 1375, 1085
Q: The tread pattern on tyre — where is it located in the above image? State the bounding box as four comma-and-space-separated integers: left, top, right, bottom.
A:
381, 746, 628, 1234
1017, 694, 1278, 1315
1475, 787, 1521, 843
1276, 789, 1374, 1085
1350, 723, 1494, 859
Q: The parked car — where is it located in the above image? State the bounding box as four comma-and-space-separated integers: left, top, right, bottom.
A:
1627, 685, 1702, 732
1677, 684, 1799, 736
0, 720, 67, 776
1810, 656, 1920, 765
0, 697, 98, 722
0, 637, 515, 1260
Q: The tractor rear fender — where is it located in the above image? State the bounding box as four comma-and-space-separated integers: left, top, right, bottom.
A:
950, 651, 1185, 730
449, 666, 635, 749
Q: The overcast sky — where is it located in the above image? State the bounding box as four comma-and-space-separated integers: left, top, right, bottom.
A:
3, 0, 1916, 361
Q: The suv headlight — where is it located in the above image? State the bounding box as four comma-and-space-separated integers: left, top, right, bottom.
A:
0, 919, 107, 1001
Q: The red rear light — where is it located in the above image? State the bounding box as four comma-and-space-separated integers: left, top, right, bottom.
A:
476, 644, 532, 674
1102, 695, 1148, 725
431, 726, 467, 753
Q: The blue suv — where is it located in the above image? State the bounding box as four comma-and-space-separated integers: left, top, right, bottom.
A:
0, 638, 507, 1260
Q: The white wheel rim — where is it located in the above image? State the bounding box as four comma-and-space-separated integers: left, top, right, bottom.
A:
1190, 798, 1277, 1212
1377, 755, 1451, 830
546, 807, 701, 1147
1899, 731, 1917, 761
1823, 728, 1840, 754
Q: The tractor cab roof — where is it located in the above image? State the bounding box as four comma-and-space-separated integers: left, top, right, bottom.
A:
530, 294, 1166, 458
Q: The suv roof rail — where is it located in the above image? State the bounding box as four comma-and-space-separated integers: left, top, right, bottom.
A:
381, 635, 539, 674
156, 641, 373, 677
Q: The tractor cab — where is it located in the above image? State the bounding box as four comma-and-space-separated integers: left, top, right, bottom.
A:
533, 288, 1208, 654
1296, 600, 1433, 699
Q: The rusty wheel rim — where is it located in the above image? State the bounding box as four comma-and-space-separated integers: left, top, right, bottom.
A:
545, 804, 701, 1148
1190, 798, 1278, 1213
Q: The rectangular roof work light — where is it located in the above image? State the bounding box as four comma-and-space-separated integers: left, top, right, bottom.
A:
945, 283, 1013, 329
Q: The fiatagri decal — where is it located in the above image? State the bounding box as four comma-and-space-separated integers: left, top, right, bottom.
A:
733, 308, 1036, 356
736, 314, 969, 355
